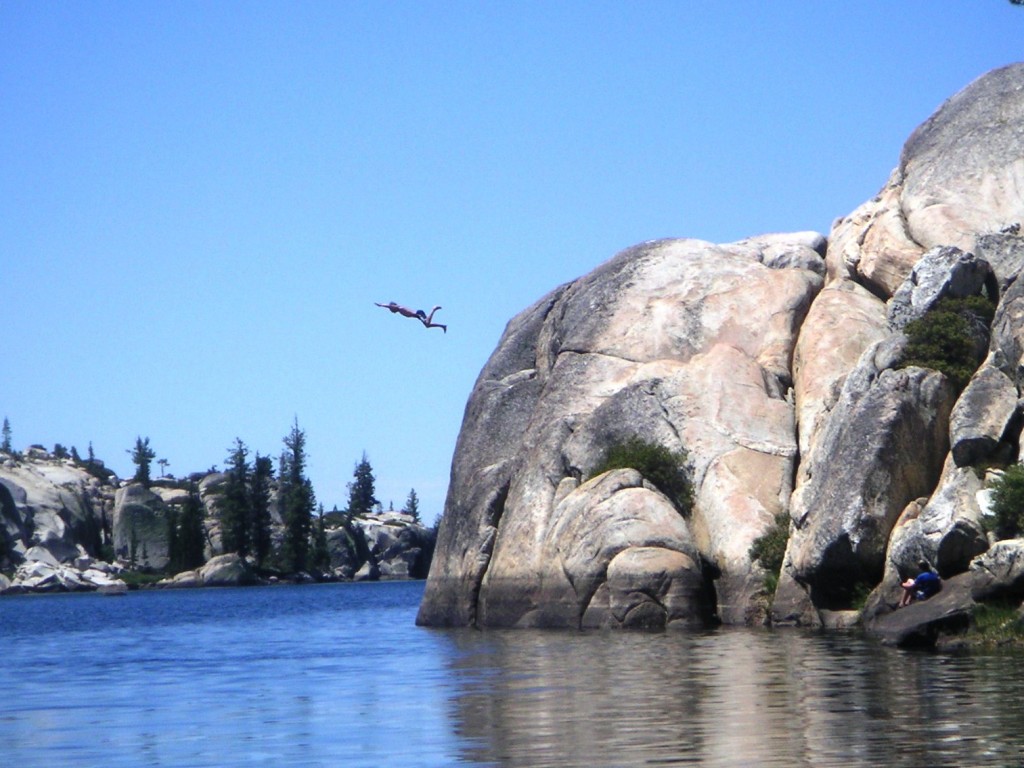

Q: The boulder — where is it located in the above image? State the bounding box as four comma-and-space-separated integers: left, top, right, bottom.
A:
783, 342, 957, 611
0, 458, 112, 566
354, 560, 380, 582
160, 569, 203, 589
969, 539, 1024, 602
866, 572, 975, 648
112, 484, 171, 570
419, 234, 824, 628
989, 264, 1024, 374
886, 246, 996, 331
199, 553, 253, 586
791, 281, 888, 475
975, 228, 1024, 292
948, 362, 1019, 467
827, 171, 925, 296
885, 457, 989, 579
503, 468, 710, 629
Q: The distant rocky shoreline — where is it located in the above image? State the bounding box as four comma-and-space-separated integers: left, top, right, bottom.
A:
0, 448, 435, 596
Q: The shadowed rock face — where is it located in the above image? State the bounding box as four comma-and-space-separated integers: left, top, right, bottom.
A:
420, 64, 1024, 630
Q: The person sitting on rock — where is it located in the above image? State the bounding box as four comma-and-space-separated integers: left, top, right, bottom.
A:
375, 302, 446, 333
899, 560, 942, 607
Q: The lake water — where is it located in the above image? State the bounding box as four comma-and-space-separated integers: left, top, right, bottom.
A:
2, 581, 1023, 768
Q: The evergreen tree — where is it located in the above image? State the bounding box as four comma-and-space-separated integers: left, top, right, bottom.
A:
250, 453, 274, 568
403, 488, 421, 522
346, 452, 378, 518
280, 419, 315, 574
220, 438, 251, 557
311, 503, 331, 575
128, 436, 156, 487
177, 481, 207, 571
166, 507, 180, 572
1, 417, 11, 453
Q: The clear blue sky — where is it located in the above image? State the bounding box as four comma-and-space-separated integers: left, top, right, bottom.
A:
2, 2, 1021, 525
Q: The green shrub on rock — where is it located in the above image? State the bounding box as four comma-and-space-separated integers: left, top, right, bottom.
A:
590, 437, 693, 516
749, 512, 790, 593
899, 295, 995, 391
989, 463, 1024, 539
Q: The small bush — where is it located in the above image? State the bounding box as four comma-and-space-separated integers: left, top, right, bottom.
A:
900, 295, 995, 391
749, 512, 789, 579
590, 437, 692, 516
989, 464, 1024, 539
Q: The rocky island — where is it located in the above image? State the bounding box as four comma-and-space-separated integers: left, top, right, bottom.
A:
417, 63, 1024, 648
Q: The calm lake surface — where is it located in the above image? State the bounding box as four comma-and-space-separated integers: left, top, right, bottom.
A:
2, 581, 1023, 767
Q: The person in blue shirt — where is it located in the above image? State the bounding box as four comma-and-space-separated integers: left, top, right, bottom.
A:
899, 560, 942, 607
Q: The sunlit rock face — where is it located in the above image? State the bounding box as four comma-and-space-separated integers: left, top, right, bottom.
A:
420, 63, 1024, 629
419, 234, 826, 628
777, 63, 1024, 624
0, 456, 114, 568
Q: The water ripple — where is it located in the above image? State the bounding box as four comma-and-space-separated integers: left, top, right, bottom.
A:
3, 584, 1024, 767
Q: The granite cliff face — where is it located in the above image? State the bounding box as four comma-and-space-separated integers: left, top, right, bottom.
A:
418, 63, 1024, 630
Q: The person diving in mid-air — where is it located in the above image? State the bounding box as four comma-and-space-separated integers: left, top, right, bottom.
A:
375, 302, 447, 333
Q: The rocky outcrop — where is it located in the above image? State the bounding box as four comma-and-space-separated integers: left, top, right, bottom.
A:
1, 449, 435, 593
420, 63, 1024, 631
5, 548, 127, 594
779, 350, 956, 613
324, 511, 436, 580
867, 540, 1024, 648
0, 454, 113, 569
419, 233, 826, 628
113, 484, 172, 570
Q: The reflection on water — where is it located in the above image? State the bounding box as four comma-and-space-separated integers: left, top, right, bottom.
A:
2, 583, 1024, 767
436, 628, 1024, 767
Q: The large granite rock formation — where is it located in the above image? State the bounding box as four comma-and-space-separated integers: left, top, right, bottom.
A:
420, 233, 826, 628
0, 453, 113, 570
419, 63, 1024, 630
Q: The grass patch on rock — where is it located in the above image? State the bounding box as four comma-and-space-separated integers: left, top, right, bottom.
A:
968, 601, 1024, 647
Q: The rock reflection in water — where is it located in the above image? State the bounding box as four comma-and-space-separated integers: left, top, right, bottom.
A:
435, 628, 1024, 767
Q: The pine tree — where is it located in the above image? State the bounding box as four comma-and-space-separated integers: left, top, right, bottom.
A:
280, 419, 315, 574
166, 507, 180, 572
346, 452, 378, 518
250, 453, 274, 568
311, 503, 331, 575
128, 436, 156, 487
1, 417, 12, 453
177, 481, 207, 571
403, 488, 421, 522
220, 438, 251, 557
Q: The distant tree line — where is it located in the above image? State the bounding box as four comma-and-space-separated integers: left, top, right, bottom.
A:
3, 415, 427, 578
